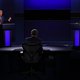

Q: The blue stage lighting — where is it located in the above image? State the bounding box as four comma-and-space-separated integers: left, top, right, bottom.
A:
74, 30, 80, 46
5, 30, 11, 46
25, 0, 70, 10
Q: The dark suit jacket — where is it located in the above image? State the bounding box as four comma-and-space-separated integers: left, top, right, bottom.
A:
22, 37, 43, 54
22, 37, 43, 62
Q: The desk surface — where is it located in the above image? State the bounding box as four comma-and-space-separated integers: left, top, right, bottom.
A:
3, 23, 15, 25
0, 46, 71, 52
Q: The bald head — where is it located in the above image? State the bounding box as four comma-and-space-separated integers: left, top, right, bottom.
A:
31, 29, 38, 37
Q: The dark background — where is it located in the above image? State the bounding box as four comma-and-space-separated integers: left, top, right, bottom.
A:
25, 20, 71, 41
0, 0, 80, 45
71, 0, 80, 13
0, 0, 24, 45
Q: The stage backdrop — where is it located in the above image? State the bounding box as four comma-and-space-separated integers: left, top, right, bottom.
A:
71, 0, 80, 13
25, 0, 70, 10
14, 0, 24, 13
0, 0, 3, 9
1, 0, 80, 12
0, 0, 24, 14
25, 20, 72, 43
0, 0, 80, 45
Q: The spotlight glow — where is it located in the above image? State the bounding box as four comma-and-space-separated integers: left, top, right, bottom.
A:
25, 0, 70, 10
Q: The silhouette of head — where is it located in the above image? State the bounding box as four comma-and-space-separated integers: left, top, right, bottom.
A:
31, 29, 38, 37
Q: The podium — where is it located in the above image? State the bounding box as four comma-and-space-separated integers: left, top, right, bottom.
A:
72, 23, 80, 50
2, 23, 15, 47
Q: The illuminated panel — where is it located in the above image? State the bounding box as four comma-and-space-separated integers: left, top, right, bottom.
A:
5, 30, 11, 46
74, 30, 80, 46
25, 0, 70, 10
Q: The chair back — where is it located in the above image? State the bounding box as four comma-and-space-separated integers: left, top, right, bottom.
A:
22, 43, 41, 63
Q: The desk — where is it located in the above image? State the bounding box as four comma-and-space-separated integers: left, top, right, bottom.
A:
3, 23, 15, 46
0, 46, 71, 52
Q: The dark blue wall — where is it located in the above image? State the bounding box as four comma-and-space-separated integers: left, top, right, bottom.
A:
0, 0, 24, 14
0, 0, 3, 9
71, 0, 80, 13
25, 20, 72, 42
14, 17, 24, 45
0, 0, 80, 45
14, 0, 24, 13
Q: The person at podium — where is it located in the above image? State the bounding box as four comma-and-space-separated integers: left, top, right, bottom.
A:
0, 10, 12, 24
0, 10, 12, 47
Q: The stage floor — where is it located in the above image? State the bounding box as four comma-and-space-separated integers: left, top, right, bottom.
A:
0, 46, 72, 52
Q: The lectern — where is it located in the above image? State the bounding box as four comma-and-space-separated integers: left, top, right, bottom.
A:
72, 23, 80, 50
3, 23, 15, 47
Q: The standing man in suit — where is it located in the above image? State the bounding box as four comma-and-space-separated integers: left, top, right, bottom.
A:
0, 9, 12, 47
